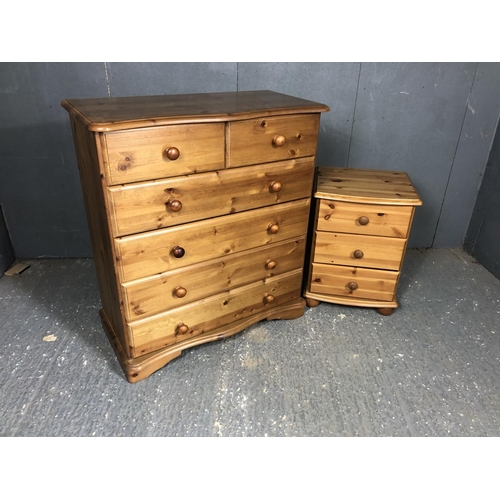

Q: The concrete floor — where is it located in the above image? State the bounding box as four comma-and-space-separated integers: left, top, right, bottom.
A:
1, 248, 499, 437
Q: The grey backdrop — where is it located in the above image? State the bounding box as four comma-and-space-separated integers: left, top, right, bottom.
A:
465, 111, 500, 278
1, 62, 499, 261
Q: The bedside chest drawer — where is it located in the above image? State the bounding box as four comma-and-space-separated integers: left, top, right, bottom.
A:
116, 198, 310, 282
304, 166, 421, 315
122, 238, 307, 321
309, 263, 398, 301
128, 269, 303, 357
227, 114, 320, 167
313, 231, 406, 271
104, 123, 225, 185
317, 199, 413, 238
107, 157, 315, 237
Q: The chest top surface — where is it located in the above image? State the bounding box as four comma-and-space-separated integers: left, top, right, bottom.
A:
61, 90, 330, 132
315, 167, 422, 206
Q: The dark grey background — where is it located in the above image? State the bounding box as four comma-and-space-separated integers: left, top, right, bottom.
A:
1, 63, 499, 270
465, 113, 500, 278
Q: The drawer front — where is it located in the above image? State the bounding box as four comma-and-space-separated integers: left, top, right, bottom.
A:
309, 263, 398, 301
122, 238, 306, 321
116, 198, 310, 282
108, 157, 315, 237
128, 269, 303, 357
313, 231, 406, 271
317, 199, 413, 238
227, 114, 320, 167
104, 123, 225, 185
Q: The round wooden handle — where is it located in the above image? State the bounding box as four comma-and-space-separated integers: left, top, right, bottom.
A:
176, 323, 189, 335
174, 286, 187, 298
165, 147, 180, 160
353, 249, 364, 259
168, 200, 183, 212
266, 259, 277, 270
269, 181, 282, 193
263, 294, 275, 304
358, 216, 369, 226
268, 223, 280, 234
272, 135, 286, 147
347, 281, 358, 291
172, 245, 185, 258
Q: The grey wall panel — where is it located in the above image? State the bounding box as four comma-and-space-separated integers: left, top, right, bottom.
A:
348, 62, 477, 248
464, 117, 500, 279
237, 62, 361, 167
465, 122, 500, 252
433, 63, 500, 248
470, 188, 500, 279
1, 62, 500, 258
106, 62, 237, 96
0, 204, 14, 274
0, 62, 109, 258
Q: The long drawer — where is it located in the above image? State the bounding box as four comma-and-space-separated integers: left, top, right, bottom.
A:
116, 198, 311, 282
227, 114, 320, 167
103, 123, 225, 185
313, 231, 406, 271
107, 157, 315, 237
127, 269, 303, 357
309, 263, 398, 301
316, 199, 413, 238
122, 238, 306, 321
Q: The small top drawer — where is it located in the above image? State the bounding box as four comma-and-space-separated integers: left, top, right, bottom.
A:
227, 114, 320, 168
103, 123, 225, 185
317, 199, 413, 238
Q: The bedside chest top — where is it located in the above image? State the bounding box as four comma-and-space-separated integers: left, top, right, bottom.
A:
315, 167, 423, 206
61, 90, 330, 132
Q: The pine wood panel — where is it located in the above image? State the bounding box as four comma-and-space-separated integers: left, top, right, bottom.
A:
227, 114, 320, 167
107, 157, 315, 237
315, 167, 423, 205
122, 238, 306, 321
309, 263, 398, 301
128, 269, 303, 357
317, 199, 413, 238
313, 231, 406, 271
61, 90, 330, 132
116, 198, 310, 282
103, 123, 225, 185
68, 115, 129, 357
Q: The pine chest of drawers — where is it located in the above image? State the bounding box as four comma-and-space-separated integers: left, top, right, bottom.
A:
304, 167, 422, 315
62, 91, 329, 382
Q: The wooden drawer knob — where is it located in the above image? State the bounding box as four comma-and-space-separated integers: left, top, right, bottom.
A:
172, 245, 185, 258
266, 259, 277, 270
269, 181, 282, 193
358, 216, 370, 226
263, 294, 275, 304
268, 223, 280, 234
176, 323, 189, 335
168, 200, 183, 212
174, 286, 187, 298
347, 281, 358, 291
164, 147, 180, 160
272, 135, 286, 147
353, 249, 364, 259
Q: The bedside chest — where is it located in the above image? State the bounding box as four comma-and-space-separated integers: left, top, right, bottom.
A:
304, 167, 422, 315
62, 91, 329, 382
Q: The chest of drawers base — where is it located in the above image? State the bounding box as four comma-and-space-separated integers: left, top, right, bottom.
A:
62, 91, 328, 382
304, 167, 422, 316
100, 296, 305, 382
